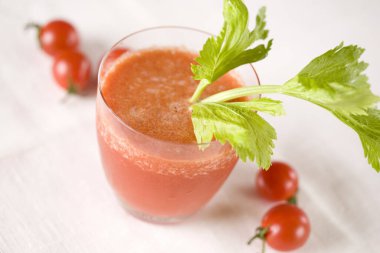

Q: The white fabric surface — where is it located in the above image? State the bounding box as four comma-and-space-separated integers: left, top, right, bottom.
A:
1, 0, 380, 252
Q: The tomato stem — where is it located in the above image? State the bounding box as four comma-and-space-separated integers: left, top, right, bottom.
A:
67, 79, 78, 94
287, 194, 298, 205
60, 79, 78, 103
247, 227, 269, 253
24, 23, 41, 31
261, 238, 266, 253
25, 22, 42, 48
247, 234, 259, 245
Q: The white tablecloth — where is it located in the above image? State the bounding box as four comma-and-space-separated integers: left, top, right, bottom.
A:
1, 0, 380, 252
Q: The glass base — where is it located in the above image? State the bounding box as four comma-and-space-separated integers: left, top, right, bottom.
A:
118, 198, 191, 224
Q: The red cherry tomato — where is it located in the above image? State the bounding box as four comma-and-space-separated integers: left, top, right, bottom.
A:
52, 51, 91, 93
27, 20, 79, 56
256, 161, 298, 201
99, 48, 128, 79
262, 204, 310, 251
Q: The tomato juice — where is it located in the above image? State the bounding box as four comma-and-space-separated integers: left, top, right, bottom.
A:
96, 48, 244, 221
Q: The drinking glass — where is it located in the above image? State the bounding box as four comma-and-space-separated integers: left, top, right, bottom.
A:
96, 26, 260, 223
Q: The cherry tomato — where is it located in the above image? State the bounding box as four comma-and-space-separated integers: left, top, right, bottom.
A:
262, 204, 310, 251
52, 51, 91, 93
256, 161, 298, 201
27, 20, 79, 56
99, 48, 128, 79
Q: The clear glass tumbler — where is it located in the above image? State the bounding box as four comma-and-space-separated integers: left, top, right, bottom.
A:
96, 26, 260, 223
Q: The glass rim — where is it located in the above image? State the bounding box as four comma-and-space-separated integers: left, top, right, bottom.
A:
98, 25, 261, 147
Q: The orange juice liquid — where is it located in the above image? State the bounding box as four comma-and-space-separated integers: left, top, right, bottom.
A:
97, 48, 243, 219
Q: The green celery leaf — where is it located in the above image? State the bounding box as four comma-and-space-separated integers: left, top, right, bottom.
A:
212, 40, 272, 81
191, 98, 284, 169
298, 43, 368, 90
282, 43, 380, 171
334, 109, 380, 172
283, 43, 379, 115
250, 6, 269, 43
191, 0, 271, 84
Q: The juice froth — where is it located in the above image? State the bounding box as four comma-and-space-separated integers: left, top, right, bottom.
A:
101, 48, 243, 143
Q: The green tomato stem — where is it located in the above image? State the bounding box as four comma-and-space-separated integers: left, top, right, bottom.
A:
287, 195, 298, 205
247, 227, 269, 244
202, 85, 284, 103
247, 227, 269, 253
25, 22, 42, 48
24, 23, 41, 31
262, 238, 266, 253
